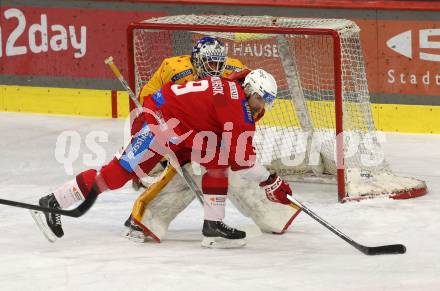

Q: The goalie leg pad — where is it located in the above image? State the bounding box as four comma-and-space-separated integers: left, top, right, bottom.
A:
131, 165, 177, 223
137, 164, 197, 241
228, 170, 301, 234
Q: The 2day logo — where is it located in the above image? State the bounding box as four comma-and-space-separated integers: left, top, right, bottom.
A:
386, 29, 440, 62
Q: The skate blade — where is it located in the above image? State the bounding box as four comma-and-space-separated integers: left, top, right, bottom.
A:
201, 236, 247, 249
122, 227, 149, 243
30, 210, 57, 243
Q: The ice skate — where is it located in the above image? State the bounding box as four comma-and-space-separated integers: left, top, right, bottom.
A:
123, 217, 150, 243
201, 220, 246, 249
30, 193, 64, 242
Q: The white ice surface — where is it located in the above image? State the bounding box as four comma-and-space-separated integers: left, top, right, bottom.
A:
0, 112, 439, 291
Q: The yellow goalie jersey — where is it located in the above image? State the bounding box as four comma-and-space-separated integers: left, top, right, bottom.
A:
138, 55, 246, 104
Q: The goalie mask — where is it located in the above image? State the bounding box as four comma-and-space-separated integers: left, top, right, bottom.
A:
243, 69, 277, 111
191, 37, 227, 78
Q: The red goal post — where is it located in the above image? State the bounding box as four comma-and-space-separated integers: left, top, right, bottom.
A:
126, 15, 427, 202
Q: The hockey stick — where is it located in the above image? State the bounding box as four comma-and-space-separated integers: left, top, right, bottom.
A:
104, 56, 205, 206
0, 57, 202, 216
0, 198, 89, 217
286, 195, 406, 255
1, 174, 100, 217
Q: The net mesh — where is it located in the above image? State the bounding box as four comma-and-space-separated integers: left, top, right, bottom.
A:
129, 15, 427, 201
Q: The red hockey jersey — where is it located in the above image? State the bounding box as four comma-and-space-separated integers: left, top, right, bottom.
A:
143, 76, 257, 170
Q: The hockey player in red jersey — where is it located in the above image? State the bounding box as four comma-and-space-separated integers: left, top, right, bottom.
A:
34, 69, 293, 248
125, 37, 299, 243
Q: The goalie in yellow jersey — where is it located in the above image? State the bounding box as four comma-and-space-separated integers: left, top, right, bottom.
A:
124, 36, 301, 242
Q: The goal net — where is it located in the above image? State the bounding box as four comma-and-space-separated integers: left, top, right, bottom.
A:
127, 15, 427, 202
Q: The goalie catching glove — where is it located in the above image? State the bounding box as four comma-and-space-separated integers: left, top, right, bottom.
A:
259, 173, 292, 205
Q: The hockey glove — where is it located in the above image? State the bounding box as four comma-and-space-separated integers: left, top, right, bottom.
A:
226, 69, 251, 84
259, 173, 292, 205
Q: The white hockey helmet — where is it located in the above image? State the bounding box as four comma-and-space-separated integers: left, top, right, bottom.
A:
191, 36, 227, 78
243, 69, 277, 110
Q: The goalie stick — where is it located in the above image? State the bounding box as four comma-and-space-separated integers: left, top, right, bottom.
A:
286, 195, 406, 255
104, 56, 205, 206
